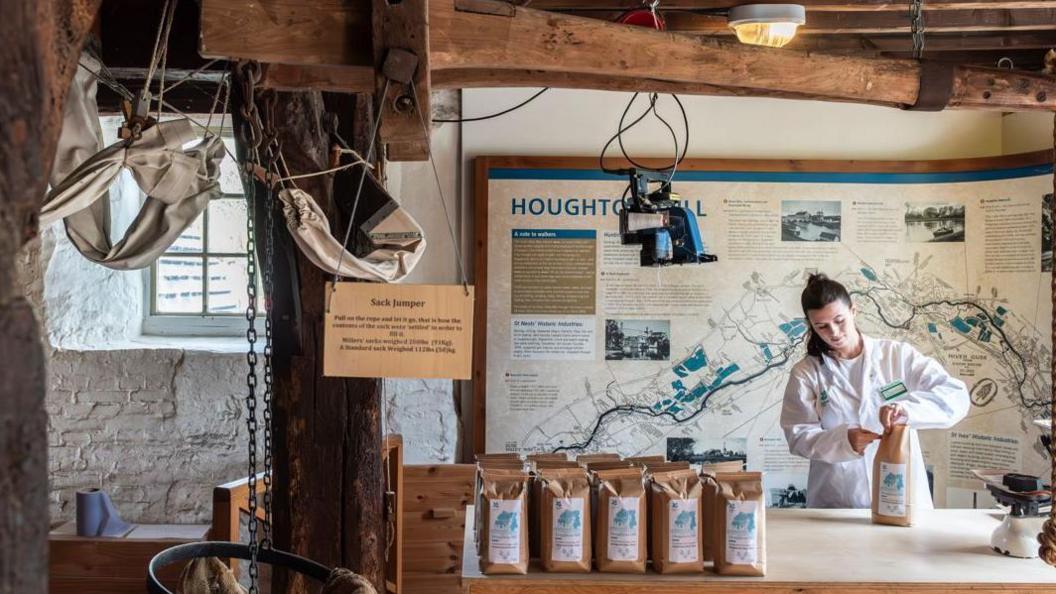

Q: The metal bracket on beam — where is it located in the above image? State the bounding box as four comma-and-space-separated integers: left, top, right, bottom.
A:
903, 60, 955, 112
373, 0, 431, 161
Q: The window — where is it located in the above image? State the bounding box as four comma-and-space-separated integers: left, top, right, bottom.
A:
142, 130, 261, 337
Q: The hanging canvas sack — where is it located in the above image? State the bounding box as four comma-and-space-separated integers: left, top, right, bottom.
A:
594, 468, 647, 573
479, 470, 529, 575
650, 469, 704, 574
713, 471, 766, 576
872, 424, 913, 526
539, 469, 592, 572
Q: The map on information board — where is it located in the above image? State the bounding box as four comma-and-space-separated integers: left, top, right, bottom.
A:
478, 156, 1054, 508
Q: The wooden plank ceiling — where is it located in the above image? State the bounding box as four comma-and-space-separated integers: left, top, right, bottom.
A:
528, 0, 1056, 70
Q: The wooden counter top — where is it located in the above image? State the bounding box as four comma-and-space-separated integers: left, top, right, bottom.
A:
462, 506, 1056, 593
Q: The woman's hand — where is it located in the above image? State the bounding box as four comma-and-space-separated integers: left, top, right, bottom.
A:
879, 403, 907, 432
847, 427, 880, 455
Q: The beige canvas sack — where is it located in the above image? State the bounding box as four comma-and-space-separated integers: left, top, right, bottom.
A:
872, 424, 913, 526
650, 469, 705, 574
539, 469, 592, 572
594, 468, 647, 573
479, 470, 529, 575
712, 471, 766, 576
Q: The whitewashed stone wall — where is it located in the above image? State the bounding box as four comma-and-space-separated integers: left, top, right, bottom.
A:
20, 96, 464, 523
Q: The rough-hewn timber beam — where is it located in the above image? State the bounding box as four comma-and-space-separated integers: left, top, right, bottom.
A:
529, 0, 1056, 12
202, 0, 1056, 112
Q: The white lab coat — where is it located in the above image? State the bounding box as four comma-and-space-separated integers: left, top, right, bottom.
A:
780, 335, 970, 509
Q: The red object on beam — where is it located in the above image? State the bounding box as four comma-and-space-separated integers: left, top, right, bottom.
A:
617, 8, 665, 30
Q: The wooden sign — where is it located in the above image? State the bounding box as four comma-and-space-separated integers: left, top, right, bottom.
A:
324, 282, 474, 379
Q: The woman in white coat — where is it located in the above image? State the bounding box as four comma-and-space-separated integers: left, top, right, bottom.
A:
780, 273, 970, 509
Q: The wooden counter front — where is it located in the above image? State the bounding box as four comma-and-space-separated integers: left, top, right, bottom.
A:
461, 506, 1056, 593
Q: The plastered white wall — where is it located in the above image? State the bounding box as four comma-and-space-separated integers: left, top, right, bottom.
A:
1002, 112, 1053, 155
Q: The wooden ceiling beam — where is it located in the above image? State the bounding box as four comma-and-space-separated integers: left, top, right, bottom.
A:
570, 8, 1056, 35
203, 0, 1056, 112
787, 31, 1056, 51
529, 0, 1056, 12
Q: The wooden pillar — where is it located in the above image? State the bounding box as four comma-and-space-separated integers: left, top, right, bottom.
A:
231, 78, 385, 593
0, 2, 99, 592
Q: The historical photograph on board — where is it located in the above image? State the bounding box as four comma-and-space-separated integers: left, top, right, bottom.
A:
1043, 193, 1052, 272
781, 200, 842, 242
768, 478, 808, 508
666, 436, 747, 466
605, 319, 671, 360
904, 202, 966, 242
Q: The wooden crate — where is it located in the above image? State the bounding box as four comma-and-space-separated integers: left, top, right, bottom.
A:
49, 522, 208, 594
403, 464, 475, 594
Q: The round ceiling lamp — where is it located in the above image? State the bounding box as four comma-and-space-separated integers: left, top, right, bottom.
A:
727, 4, 806, 48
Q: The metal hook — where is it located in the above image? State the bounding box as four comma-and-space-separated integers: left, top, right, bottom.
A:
997, 57, 1015, 71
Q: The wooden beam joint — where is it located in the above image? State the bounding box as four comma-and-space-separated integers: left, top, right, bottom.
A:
373, 0, 431, 161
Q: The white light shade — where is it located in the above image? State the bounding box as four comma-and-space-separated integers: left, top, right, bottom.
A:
728, 4, 806, 48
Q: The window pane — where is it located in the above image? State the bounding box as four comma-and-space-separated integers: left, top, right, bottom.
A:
220, 138, 243, 194
207, 257, 252, 314
208, 199, 249, 254
155, 257, 204, 313
167, 213, 204, 254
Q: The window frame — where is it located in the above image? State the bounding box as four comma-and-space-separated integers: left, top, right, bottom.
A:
141, 127, 260, 338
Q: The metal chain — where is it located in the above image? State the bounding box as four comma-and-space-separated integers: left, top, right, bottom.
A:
236, 60, 263, 594
259, 90, 281, 551
910, 0, 926, 60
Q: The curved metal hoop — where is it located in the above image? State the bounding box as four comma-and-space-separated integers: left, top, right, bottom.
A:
147, 541, 333, 594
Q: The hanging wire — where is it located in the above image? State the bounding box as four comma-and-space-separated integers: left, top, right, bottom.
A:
327, 81, 390, 311
598, 92, 689, 182
410, 80, 470, 292
432, 88, 549, 123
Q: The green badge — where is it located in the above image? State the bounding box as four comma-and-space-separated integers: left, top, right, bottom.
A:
880, 380, 908, 401
819, 388, 830, 406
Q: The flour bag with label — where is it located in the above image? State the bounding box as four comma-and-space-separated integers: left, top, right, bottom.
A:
539, 468, 592, 572
480, 470, 529, 574
594, 468, 647, 573
872, 424, 913, 526
713, 471, 766, 576
649, 469, 704, 574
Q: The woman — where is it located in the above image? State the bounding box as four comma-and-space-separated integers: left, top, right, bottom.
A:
780, 273, 970, 509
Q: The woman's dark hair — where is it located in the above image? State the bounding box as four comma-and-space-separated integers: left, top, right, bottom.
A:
800, 273, 852, 358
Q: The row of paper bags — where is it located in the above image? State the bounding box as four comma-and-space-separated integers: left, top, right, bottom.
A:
474, 452, 766, 576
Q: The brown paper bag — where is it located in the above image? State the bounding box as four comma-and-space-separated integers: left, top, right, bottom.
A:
712, 471, 766, 576
642, 461, 691, 474
533, 460, 581, 471
539, 469, 592, 572
529, 466, 578, 558
594, 468, 647, 573
528, 452, 568, 462
476, 453, 522, 461
872, 424, 913, 526
479, 470, 529, 575
577, 452, 622, 467
650, 470, 705, 574
627, 455, 666, 466
476, 465, 526, 555
586, 460, 633, 474
699, 473, 717, 562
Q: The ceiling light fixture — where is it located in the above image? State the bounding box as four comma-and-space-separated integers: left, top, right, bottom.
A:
727, 4, 806, 48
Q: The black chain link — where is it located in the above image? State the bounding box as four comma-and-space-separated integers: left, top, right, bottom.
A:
236, 60, 263, 594
259, 90, 280, 551
910, 0, 926, 60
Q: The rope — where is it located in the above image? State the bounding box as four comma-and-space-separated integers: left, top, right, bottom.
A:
277, 151, 373, 183
1040, 111, 1056, 565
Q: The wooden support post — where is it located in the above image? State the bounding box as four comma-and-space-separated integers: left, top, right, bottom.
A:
373, 0, 431, 161
229, 78, 385, 593
0, 2, 99, 593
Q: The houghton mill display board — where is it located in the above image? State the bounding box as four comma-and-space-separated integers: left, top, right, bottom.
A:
475, 154, 1054, 509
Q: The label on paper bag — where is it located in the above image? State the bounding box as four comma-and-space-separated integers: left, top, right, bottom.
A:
878, 461, 907, 517
607, 496, 640, 561
668, 498, 699, 563
725, 500, 758, 565
551, 497, 585, 561
488, 499, 522, 564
